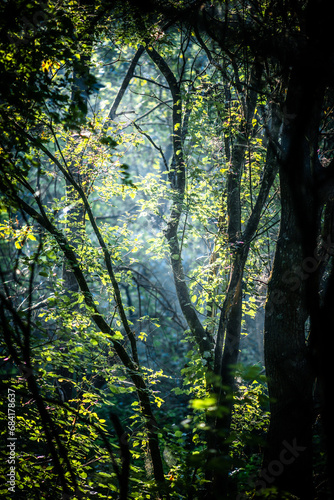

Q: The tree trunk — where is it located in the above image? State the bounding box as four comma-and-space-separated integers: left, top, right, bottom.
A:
263, 183, 314, 497
263, 62, 324, 498
209, 95, 280, 500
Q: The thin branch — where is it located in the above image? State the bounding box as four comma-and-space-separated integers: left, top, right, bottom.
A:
132, 122, 169, 172
133, 73, 169, 89
13, 121, 140, 366
104, 46, 145, 126
5, 153, 167, 493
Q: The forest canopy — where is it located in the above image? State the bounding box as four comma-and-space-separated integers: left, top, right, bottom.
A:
1, 1, 334, 499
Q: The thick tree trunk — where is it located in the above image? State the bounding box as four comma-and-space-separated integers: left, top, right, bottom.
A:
263, 62, 324, 498
263, 186, 314, 498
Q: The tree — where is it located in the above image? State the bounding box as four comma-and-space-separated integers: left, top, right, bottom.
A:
1, 1, 334, 499
144, 38, 280, 497
137, 1, 334, 497
1, 3, 166, 498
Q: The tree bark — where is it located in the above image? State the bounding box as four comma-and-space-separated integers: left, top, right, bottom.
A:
263, 189, 314, 498
263, 62, 325, 498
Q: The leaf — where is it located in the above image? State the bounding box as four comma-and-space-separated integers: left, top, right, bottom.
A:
138, 332, 147, 341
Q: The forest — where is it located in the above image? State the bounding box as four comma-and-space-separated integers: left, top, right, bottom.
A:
1, 1, 334, 499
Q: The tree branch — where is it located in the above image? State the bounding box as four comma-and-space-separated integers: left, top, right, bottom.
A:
146, 45, 214, 357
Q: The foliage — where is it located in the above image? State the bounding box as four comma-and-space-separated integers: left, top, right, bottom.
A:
1, 2, 333, 499
0, 14, 274, 500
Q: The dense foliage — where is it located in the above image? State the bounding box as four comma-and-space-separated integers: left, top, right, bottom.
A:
1, 1, 333, 499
